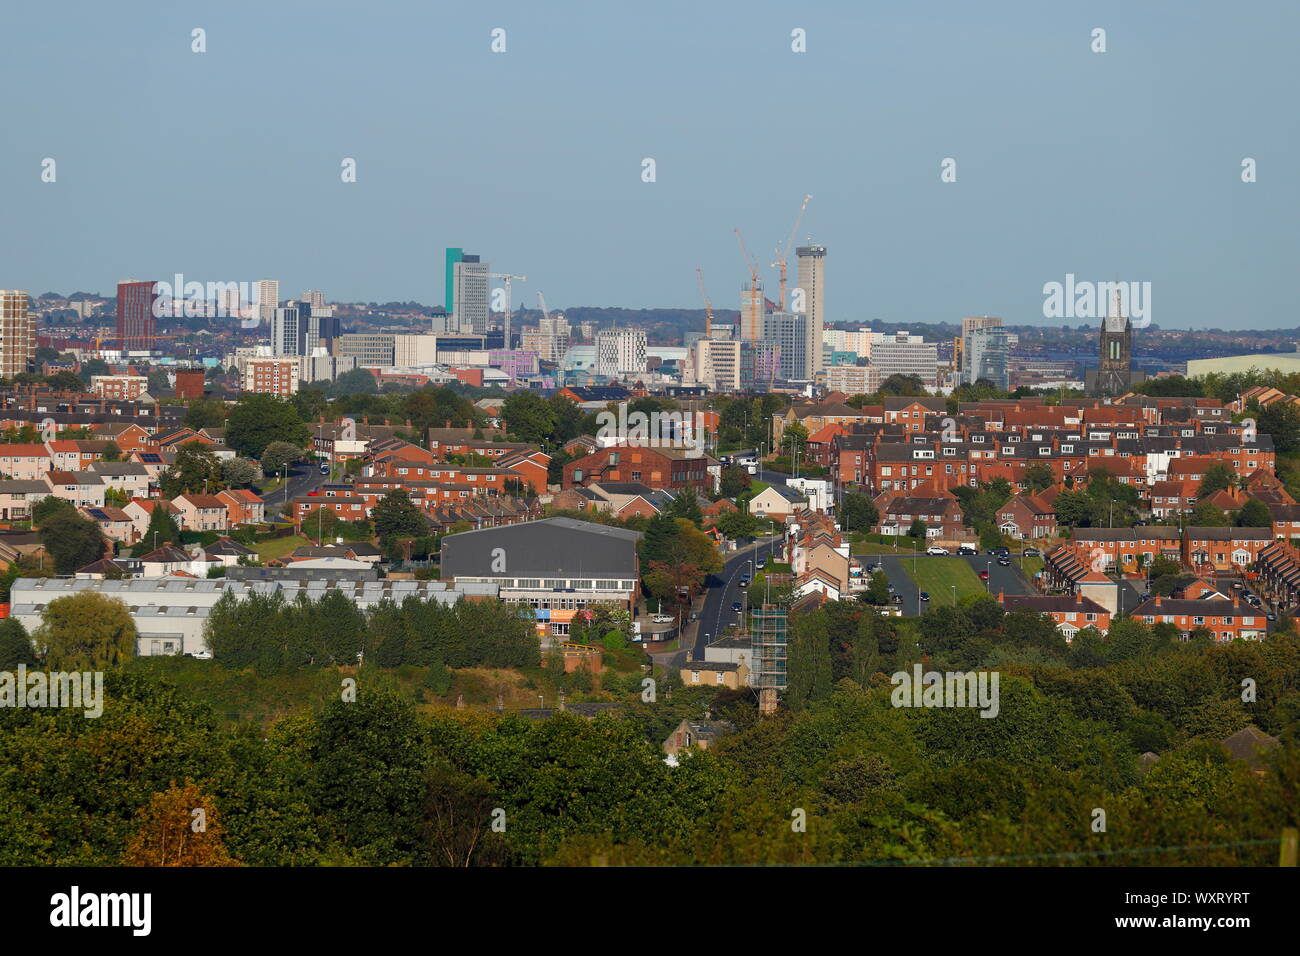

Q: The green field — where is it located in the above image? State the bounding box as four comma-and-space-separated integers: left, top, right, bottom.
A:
254, 533, 314, 561
1016, 556, 1045, 579
904, 557, 986, 601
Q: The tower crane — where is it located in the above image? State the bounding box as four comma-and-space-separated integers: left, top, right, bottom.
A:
771, 194, 812, 311
488, 273, 527, 349
695, 266, 713, 337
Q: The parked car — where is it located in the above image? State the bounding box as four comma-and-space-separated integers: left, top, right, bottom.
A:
919, 591, 931, 602
891, 594, 904, 603
319, 462, 329, 475
957, 545, 978, 555
926, 546, 949, 556
651, 615, 673, 624
996, 547, 1010, 556
191, 650, 213, 660
985, 549, 997, 556
979, 570, 990, 580
1022, 547, 1040, 557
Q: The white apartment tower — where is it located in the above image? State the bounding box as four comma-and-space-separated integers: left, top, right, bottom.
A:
795, 245, 826, 375
595, 328, 647, 378
256, 279, 279, 324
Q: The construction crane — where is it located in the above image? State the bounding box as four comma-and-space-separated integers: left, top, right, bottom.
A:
695, 266, 713, 337
771, 193, 812, 311
537, 291, 551, 322
488, 273, 527, 349
734, 227, 761, 341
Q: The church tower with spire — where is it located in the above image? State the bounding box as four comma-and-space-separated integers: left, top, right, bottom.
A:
1086, 289, 1145, 396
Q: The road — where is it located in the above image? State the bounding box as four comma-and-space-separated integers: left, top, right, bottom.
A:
869, 551, 1037, 617
261, 462, 330, 515
693, 535, 783, 660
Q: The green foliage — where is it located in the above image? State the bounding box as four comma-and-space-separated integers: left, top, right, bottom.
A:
38, 511, 107, 574
838, 491, 879, 533
372, 490, 428, 544
0, 618, 36, 668
35, 591, 136, 668
226, 394, 310, 459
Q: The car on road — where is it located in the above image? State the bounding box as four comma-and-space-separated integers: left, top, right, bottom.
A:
731, 602, 743, 613
1022, 547, 1040, 557
985, 549, 997, 556
891, 594, 904, 603
957, 545, 978, 555
996, 547, 1010, 557
979, 569, 990, 580
919, 591, 930, 602
651, 615, 673, 624
925, 546, 949, 556
997, 557, 1011, 567
319, 462, 329, 475
887, 584, 895, 593
739, 577, 750, 587
307, 490, 320, 496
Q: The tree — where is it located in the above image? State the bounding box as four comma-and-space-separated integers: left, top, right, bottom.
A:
31, 495, 75, 527
372, 490, 428, 544
1197, 462, 1237, 498
501, 392, 557, 447
665, 491, 704, 528
160, 443, 223, 498
225, 394, 310, 459
0, 618, 36, 668
1190, 500, 1231, 527
907, 518, 928, 540
101, 441, 122, 462
183, 397, 227, 431
1236, 498, 1273, 528
260, 441, 304, 476
717, 465, 751, 500
713, 510, 759, 541
786, 611, 832, 710
131, 505, 182, 556
45, 370, 84, 392
1259, 400, 1300, 455
34, 591, 136, 669
331, 367, 378, 397
1023, 463, 1055, 494
38, 511, 107, 574
122, 782, 240, 866
839, 491, 879, 533
220, 457, 259, 488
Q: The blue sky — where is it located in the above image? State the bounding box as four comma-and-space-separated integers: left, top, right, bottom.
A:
2, 0, 1295, 329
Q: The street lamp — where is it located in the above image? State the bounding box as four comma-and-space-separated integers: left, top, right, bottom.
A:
986, 561, 991, 592
951, 585, 956, 606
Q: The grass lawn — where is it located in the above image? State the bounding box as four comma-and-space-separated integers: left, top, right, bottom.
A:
851, 534, 926, 556
254, 533, 313, 561
904, 557, 986, 601
1016, 556, 1045, 579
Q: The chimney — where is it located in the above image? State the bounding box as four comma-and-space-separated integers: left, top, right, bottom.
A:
1232, 591, 1239, 607
1075, 591, 1083, 604
996, 590, 1005, 603
1154, 594, 1162, 606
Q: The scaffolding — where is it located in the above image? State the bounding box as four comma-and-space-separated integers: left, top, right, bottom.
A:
749, 603, 788, 715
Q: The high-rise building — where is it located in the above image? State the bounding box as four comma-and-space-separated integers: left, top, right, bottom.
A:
521, 315, 570, 363
446, 248, 490, 334
763, 310, 811, 380
305, 309, 340, 355
870, 332, 939, 386
594, 328, 647, 378
739, 280, 765, 342
0, 290, 35, 378
825, 364, 883, 395
960, 316, 1002, 378
256, 280, 279, 324
301, 290, 326, 310
963, 327, 1009, 389
739, 340, 781, 391
693, 338, 741, 392
115, 280, 157, 352
795, 245, 826, 374
271, 305, 305, 356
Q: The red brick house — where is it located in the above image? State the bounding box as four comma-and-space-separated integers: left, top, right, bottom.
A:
563, 444, 710, 492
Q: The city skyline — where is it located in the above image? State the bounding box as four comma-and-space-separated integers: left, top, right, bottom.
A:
2, 1, 1296, 328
